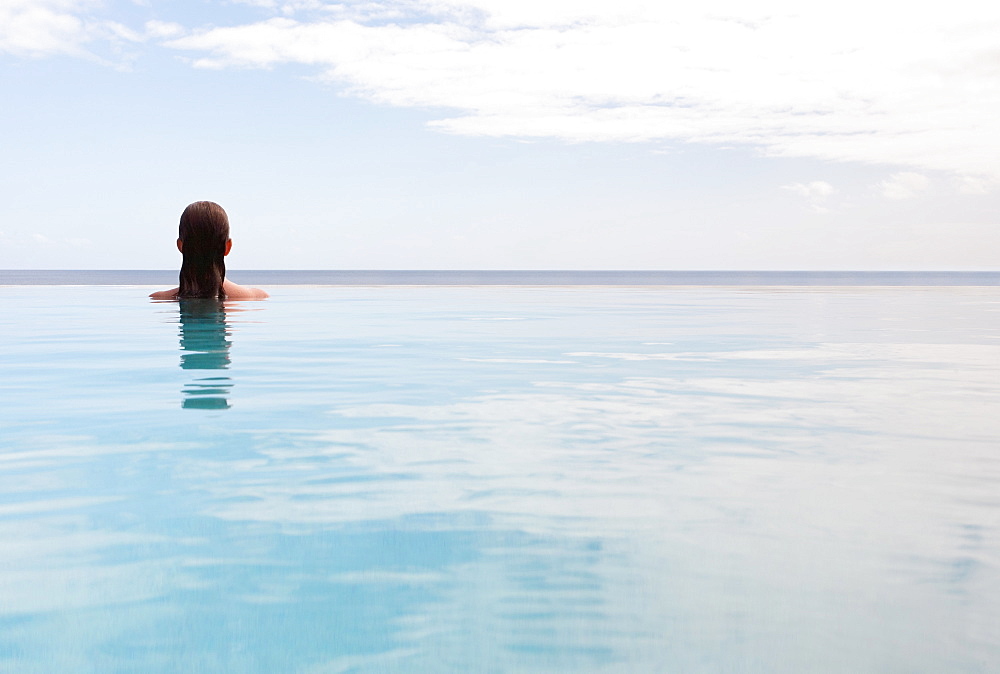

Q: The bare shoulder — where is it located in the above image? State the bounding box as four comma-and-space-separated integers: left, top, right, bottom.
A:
223, 279, 269, 300
150, 287, 179, 300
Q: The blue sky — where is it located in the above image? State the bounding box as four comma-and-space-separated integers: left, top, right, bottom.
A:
2, 0, 999, 270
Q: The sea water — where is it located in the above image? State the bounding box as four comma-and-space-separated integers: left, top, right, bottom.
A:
1, 283, 999, 672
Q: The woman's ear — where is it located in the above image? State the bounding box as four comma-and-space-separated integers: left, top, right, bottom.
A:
225, 239, 233, 256
176, 239, 183, 253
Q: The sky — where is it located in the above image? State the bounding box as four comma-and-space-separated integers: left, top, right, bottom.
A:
2, 0, 999, 270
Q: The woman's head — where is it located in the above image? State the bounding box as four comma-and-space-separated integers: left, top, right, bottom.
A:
177, 201, 231, 299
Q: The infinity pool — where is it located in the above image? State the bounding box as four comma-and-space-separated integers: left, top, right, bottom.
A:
2, 284, 999, 672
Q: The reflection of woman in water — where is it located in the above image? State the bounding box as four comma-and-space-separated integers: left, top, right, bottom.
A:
179, 300, 234, 409
151, 201, 268, 301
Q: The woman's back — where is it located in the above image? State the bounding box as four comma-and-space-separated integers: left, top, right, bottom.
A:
150, 279, 268, 300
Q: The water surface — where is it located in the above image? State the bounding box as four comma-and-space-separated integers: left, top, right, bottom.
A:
1, 285, 998, 672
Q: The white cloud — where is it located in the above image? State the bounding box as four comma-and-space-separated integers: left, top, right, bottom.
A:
782, 181, 835, 200
0, 0, 139, 58
159, 1, 1000, 181
29, 232, 92, 247
229, 0, 331, 17
143, 20, 184, 40
956, 175, 997, 195
7, 1, 1000, 184
0, 0, 91, 57
781, 180, 836, 213
878, 172, 930, 200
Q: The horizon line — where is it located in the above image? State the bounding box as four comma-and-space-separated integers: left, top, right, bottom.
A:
4, 269, 999, 287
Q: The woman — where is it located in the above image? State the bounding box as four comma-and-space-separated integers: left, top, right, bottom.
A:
150, 201, 268, 300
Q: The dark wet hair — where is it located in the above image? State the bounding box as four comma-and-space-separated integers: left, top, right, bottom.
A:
177, 201, 230, 299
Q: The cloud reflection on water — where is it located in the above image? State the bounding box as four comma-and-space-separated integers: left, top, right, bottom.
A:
187, 336, 1000, 671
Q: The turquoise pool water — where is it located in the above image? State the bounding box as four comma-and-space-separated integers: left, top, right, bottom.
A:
2, 284, 999, 672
